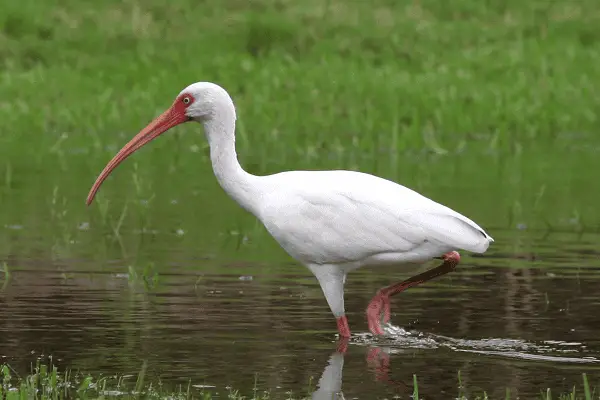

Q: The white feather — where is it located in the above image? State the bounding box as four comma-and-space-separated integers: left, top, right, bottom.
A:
257, 170, 493, 268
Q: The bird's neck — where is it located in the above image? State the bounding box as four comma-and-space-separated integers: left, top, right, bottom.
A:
202, 109, 260, 214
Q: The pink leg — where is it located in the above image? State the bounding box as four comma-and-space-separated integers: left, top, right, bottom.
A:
367, 251, 461, 335
336, 336, 350, 354
336, 316, 351, 353
337, 315, 351, 337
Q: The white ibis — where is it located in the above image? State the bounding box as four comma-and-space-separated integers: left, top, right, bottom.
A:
86, 82, 493, 339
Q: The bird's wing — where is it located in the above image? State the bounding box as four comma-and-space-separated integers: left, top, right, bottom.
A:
259, 170, 492, 265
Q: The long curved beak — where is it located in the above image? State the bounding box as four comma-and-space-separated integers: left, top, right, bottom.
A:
86, 104, 188, 205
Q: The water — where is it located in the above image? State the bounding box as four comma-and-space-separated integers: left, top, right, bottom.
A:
1, 228, 600, 399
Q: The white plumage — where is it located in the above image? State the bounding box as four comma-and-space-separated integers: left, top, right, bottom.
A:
259, 169, 491, 268
86, 82, 494, 342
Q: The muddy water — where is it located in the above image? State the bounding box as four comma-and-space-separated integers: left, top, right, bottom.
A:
1, 228, 600, 399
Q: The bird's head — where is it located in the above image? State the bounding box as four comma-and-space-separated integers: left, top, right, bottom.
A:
180, 82, 236, 123
85, 81, 235, 206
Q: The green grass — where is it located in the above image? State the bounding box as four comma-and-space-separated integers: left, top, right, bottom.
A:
0, 360, 272, 400
1, 2, 599, 264
1, 3, 600, 398
1, 0, 600, 268
1, 361, 598, 400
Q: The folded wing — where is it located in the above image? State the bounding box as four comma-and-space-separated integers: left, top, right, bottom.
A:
259, 170, 493, 266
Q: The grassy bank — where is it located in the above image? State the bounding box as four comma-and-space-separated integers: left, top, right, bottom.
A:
1, 361, 597, 400
1, 0, 600, 261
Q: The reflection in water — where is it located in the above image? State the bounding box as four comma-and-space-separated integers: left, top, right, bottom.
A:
312, 351, 345, 400
311, 338, 599, 400
1, 230, 600, 398
311, 344, 415, 399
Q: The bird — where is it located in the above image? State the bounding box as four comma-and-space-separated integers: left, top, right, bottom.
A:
86, 82, 494, 340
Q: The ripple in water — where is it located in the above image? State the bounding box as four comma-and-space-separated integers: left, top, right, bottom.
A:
350, 324, 600, 364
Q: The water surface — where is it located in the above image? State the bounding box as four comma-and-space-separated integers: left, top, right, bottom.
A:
1, 228, 600, 399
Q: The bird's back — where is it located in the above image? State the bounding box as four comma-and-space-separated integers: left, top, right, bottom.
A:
255, 169, 493, 267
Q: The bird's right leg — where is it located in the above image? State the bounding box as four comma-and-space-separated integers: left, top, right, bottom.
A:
308, 265, 350, 339
366, 251, 461, 335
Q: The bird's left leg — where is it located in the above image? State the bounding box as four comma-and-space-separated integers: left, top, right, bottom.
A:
308, 264, 351, 339
366, 251, 460, 335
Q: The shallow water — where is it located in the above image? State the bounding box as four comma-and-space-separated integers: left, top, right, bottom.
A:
1, 228, 600, 398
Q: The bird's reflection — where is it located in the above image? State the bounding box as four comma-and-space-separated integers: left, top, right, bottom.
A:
311, 350, 345, 400
310, 338, 414, 400
311, 332, 600, 399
